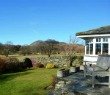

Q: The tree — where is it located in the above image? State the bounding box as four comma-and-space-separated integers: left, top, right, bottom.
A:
0, 43, 4, 55
64, 35, 80, 67
13, 45, 21, 54
36, 39, 59, 57
2, 41, 13, 57
45, 39, 59, 57
19, 45, 32, 55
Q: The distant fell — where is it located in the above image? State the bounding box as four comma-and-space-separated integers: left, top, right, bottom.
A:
30, 39, 67, 46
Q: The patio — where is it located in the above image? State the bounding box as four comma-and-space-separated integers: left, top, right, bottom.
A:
53, 71, 110, 95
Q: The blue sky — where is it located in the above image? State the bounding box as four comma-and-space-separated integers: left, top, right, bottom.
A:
0, 0, 110, 45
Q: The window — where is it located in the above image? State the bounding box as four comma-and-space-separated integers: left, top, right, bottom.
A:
90, 39, 93, 43
96, 43, 101, 55
86, 44, 89, 54
86, 38, 109, 55
102, 43, 108, 54
85, 39, 93, 55
96, 38, 101, 42
90, 44, 93, 54
103, 38, 108, 42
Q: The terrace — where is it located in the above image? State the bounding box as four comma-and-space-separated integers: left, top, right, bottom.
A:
53, 71, 110, 95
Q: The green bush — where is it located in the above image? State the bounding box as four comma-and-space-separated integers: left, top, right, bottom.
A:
24, 58, 33, 68
70, 55, 83, 66
77, 55, 83, 64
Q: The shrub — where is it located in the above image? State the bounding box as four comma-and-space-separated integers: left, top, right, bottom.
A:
77, 55, 83, 65
24, 58, 33, 68
16, 62, 27, 71
72, 55, 83, 66
5, 57, 18, 71
68, 55, 83, 67
69, 56, 77, 66
0, 57, 7, 73
5, 57, 26, 73
6, 62, 18, 72
0, 57, 29, 74
36, 62, 44, 68
0, 57, 20, 73
46, 63, 55, 69
5, 57, 19, 63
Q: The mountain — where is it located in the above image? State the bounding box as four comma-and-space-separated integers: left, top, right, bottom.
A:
30, 40, 45, 46
30, 40, 67, 46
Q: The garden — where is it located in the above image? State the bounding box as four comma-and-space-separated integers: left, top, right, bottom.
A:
0, 68, 57, 95
0, 54, 83, 95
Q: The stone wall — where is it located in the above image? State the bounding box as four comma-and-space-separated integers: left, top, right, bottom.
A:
20, 55, 83, 68
30, 55, 70, 67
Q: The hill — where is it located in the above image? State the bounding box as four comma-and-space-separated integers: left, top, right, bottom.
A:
30, 39, 67, 46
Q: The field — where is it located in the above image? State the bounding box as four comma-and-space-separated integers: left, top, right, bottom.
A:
0, 68, 57, 95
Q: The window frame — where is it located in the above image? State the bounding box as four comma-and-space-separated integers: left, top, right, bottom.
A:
95, 37, 109, 55
85, 39, 93, 55
85, 37, 109, 55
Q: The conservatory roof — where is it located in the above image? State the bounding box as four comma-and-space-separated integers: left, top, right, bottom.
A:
76, 25, 110, 36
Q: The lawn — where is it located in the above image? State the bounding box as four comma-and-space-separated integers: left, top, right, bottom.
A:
0, 68, 57, 95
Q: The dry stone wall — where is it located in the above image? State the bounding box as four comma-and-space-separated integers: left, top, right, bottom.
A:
31, 56, 70, 67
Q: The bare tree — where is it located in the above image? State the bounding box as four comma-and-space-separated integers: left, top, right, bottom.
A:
45, 39, 59, 57
3, 41, 13, 57
35, 39, 59, 57
19, 45, 32, 55
64, 35, 80, 67
64, 35, 79, 55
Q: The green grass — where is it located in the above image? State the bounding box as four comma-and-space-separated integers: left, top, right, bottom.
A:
0, 68, 57, 95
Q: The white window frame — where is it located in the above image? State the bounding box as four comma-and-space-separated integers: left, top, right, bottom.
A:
85, 39, 93, 55
95, 37, 108, 55
85, 37, 109, 55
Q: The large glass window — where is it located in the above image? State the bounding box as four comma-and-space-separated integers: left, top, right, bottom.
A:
90, 44, 93, 54
103, 38, 108, 42
96, 38, 101, 42
85, 39, 93, 55
86, 44, 89, 54
86, 38, 109, 55
96, 43, 101, 55
86, 40, 89, 44
95, 37, 108, 55
102, 43, 108, 54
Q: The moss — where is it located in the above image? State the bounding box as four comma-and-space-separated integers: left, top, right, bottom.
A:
76, 25, 110, 36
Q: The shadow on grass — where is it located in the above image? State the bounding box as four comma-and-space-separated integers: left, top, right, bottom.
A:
0, 70, 32, 83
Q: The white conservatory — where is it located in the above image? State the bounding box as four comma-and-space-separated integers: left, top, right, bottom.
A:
76, 25, 110, 64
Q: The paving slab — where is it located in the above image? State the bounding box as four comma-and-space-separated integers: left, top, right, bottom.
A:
53, 71, 110, 95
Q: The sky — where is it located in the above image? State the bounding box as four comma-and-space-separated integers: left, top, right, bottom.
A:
0, 0, 110, 45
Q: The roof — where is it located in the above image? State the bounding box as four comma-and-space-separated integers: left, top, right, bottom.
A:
76, 25, 110, 36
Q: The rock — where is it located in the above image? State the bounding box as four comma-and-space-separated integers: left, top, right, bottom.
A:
69, 67, 75, 73
55, 81, 65, 90
80, 65, 84, 71
57, 70, 64, 78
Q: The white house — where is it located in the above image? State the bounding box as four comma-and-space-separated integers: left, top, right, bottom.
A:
76, 25, 110, 64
